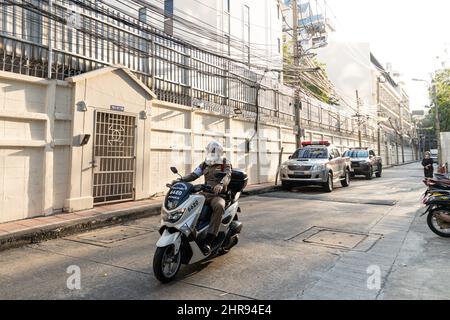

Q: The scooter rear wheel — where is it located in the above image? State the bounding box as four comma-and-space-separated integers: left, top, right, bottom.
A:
153, 245, 182, 283
427, 209, 450, 238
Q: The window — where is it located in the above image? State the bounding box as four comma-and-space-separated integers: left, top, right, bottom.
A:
245, 45, 250, 66
333, 149, 341, 158
277, 38, 281, 54
243, 5, 250, 25
164, 0, 174, 35
224, 13, 230, 34
343, 150, 369, 158
164, 0, 173, 17
224, 34, 231, 56
223, 0, 231, 56
243, 5, 250, 66
224, 0, 230, 13
292, 148, 328, 159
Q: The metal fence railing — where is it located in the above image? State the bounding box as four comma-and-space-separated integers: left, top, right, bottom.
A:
0, 0, 397, 143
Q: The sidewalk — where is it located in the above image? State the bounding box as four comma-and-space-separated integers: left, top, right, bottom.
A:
0, 182, 280, 252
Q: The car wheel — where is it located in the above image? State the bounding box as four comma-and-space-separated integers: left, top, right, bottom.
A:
323, 172, 333, 192
375, 165, 382, 178
281, 181, 292, 191
366, 166, 373, 180
341, 169, 350, 187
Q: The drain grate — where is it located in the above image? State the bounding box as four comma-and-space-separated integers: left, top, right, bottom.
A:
304, 230, 367, 249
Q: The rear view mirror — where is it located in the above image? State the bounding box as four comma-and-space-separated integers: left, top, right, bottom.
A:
170, 167, 178, 174
288, 156, 292, 159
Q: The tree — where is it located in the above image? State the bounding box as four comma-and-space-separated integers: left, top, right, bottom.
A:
425, 68, 450, 132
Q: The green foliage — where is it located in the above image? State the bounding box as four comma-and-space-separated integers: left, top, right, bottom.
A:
424, 69, 450, 132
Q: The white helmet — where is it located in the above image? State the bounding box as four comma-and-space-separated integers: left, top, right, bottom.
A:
205, 140, 224, 165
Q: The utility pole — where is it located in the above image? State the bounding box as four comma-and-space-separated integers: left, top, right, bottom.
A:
399, 102, 405, 163
376, 78, 381, 156
432, 82, 442, 167
356, 90, 362, 148
292, 0, 302, 149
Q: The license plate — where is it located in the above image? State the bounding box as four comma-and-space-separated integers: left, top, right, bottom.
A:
295, 171, 307, 175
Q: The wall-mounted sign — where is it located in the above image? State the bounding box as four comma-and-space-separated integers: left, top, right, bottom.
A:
110, 105, 125, 112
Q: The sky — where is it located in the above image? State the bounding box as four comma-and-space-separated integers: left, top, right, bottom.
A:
324, 0, 450, 111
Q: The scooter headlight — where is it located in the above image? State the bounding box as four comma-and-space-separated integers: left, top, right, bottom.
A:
162, 208, 186, 223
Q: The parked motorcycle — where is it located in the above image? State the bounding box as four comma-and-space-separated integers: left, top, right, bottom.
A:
421, 176, 450, 237
421, 176, 450, 200
153, 166, 248, 283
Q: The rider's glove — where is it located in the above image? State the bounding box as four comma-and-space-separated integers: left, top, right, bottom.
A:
213, 183, 223, 195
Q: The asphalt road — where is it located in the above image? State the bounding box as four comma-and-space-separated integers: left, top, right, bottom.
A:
0, 162, 448, 300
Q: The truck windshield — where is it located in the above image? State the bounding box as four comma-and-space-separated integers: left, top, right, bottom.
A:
343, 150, 369, 158
292, 148, 328, 159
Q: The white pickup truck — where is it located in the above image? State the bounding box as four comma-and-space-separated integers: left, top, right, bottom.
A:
279, 141, 352, 192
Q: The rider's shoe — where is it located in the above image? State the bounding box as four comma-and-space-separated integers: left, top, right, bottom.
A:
201, 234, 215, 256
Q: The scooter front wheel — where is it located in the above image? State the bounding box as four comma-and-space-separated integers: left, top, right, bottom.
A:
153, 245, 182, 283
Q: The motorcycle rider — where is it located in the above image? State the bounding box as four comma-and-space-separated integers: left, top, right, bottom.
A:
174, 140, 232, 255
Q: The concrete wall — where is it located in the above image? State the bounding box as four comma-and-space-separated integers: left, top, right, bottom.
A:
149, 99, 296, 192
64, 68, 153, 212
0, 71, 71, 223
0, 67, 416, 223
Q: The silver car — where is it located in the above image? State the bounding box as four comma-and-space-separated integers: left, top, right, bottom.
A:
279, 141, 352, 192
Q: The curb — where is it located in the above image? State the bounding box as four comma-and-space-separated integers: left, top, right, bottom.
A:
0, 185, 280, 252
242, 185, 281, 196
384, 160, 419, 169
0, 203, 162, 252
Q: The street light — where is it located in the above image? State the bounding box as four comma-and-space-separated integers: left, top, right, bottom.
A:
412, 78, 442, 166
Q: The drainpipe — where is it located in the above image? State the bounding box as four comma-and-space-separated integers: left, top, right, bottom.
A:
47, 0, 53, 79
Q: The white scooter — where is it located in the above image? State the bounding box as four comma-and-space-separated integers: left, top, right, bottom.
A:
153, 166, 248, 283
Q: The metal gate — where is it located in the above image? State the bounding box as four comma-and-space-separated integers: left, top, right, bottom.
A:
93, 111, 136, 205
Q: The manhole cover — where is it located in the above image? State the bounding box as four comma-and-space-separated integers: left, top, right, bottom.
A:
304, 230, 367, 249
66, 225, 151, 246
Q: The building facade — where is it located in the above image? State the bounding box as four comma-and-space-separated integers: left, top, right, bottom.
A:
0, 1, 414, 223
316, 41, 418, 166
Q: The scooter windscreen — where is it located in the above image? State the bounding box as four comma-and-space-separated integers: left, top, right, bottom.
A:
165, 182, 194, 210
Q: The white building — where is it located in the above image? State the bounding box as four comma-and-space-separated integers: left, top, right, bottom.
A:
116, 0, 283, 75
316, 41, 417, 164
